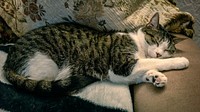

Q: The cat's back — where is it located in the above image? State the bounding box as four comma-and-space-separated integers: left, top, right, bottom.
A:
14, 22, 105, 51
5, 23, 112, 68
23, 22, 101, 40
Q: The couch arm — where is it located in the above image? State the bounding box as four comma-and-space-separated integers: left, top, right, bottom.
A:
132, 37, 200, 112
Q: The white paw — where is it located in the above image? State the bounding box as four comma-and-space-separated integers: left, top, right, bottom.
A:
145, 70, 167, 87
172, 57, 189, 69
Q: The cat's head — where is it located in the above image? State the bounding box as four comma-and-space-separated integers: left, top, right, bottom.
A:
142, 12, 186, 58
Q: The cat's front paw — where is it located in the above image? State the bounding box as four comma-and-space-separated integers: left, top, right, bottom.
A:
172, 57, 189, 69
144, 70, 167, 87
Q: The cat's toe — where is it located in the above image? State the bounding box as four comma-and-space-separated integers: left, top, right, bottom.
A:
153, 75, 168, 87
145, 70, 167, 87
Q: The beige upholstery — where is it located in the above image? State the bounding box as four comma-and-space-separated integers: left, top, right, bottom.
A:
133, 38, 200, 112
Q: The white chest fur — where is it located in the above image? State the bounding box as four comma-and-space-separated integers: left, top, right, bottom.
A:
129, 29, 148, 59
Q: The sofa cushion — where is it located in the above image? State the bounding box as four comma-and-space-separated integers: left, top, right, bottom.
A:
0, 0, 194, 39
133, 37, 200, 112
0, 1, 197, 111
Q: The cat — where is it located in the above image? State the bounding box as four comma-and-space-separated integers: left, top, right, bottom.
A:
3, 12, 189, 95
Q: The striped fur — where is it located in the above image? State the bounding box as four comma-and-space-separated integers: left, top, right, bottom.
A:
3, 13, 185, 95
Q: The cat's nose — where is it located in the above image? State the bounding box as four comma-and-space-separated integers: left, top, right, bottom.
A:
156, 52, 162, 58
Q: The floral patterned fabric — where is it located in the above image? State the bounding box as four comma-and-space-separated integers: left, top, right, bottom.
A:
0, 0, 194, 38
0, 1, 195, 111
22, 0, 46, 22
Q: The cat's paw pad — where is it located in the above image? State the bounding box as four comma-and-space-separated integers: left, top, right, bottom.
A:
145, 70, 167, 87
173, 57, 189, 69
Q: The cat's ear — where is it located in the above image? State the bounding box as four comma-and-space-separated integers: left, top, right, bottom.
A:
172, 34, 188, 44
147, 12, 159, 29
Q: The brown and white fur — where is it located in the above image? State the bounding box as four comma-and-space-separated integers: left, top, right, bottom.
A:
2, 13, 189, 95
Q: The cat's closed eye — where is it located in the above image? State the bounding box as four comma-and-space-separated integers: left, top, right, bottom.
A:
164, 49, 170, 52
165, 49, 175, 54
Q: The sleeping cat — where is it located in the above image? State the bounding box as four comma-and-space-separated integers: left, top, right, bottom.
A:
3, 12, 189, 95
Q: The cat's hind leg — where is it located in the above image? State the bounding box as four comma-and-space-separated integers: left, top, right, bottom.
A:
24, 52, 59, 81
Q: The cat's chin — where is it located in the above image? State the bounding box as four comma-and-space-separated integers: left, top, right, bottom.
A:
147, 55, 171, 59
146, 55, 156, 58
147, 53, 173, 59
146, 53, 157, 58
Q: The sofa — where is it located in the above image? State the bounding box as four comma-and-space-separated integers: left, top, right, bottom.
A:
133, 36, 200, 112
0, 0, 199, 112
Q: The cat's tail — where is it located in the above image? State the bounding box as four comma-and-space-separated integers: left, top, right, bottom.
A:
4, 70, 98, 96
0, 43, 15, 53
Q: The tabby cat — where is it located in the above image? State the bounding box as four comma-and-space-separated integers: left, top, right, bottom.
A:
3, 13, 189, 95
